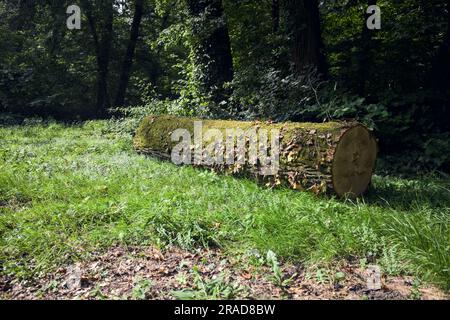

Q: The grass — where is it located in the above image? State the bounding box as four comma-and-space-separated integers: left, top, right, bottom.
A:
0, 118, 449, 290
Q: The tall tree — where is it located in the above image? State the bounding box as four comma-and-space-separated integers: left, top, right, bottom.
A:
356, 0, 378, 96
284, 0, 327, 77
272, 0, 280, 32
431, 0, 450, 91
81, 0, 114, 117
186, 0, 234, 105
114, 0, 145, 107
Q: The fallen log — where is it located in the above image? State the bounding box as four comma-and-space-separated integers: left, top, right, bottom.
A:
134, 115, 378, 197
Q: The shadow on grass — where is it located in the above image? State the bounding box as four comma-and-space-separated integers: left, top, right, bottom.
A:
0, 114, 89, 128
364, 175, 450, 211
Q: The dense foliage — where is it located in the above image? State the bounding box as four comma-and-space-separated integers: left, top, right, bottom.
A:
0, 0, 449, 172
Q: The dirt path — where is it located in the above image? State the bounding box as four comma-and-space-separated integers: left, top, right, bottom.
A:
1, 245, 447, 300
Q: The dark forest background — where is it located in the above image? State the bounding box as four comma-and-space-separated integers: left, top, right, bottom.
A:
1, 0, 449, 173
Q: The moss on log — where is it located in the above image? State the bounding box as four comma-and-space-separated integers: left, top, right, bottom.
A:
134, 115, 378, 197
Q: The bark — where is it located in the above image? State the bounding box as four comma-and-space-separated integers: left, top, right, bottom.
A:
431, 0, 450, 91
114, 0, 145, 107
46, 0, 67, 56
82, 0, 114, 117
272, 0, 280, 32
356, 0, 377, 96
285, 0, 327, 77
134, 116, 378, 197
186, 0, 234, 104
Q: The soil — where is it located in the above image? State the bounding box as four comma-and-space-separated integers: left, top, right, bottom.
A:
1, 245, 447, 300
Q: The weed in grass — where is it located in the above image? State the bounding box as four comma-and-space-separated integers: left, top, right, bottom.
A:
315, 269, 330, 285
410, 279, 422, 300
334, 271, 346, 284
88, 284, 108, 300
132, 278, 153, 300
172, 267, 243, 300
266, 250, 295, 288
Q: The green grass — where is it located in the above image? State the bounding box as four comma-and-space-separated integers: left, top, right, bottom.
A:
0, 119, 449, 290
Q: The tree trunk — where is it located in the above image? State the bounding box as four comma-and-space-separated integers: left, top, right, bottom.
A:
97, 1, 114, 117
272, 0, 280, 32
134, 116, 378, 197
82, 0, 114, 117
285, 0, 327, 77
431, 0, 450, 91
356, 0, 377, 96
186, 0, 234, 105
114, 0, 145, 107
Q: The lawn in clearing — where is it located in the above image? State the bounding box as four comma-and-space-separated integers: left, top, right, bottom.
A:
0, 119, 449, 294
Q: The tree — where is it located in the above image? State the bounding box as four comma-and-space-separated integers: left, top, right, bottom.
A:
284, 0, 327, 77
431, 0, 450, 92
272, 0, 280, 32
81, 0, 114, 117
356, 0, 378, 96
114, 0, 145, 107
186, 0, 234, 105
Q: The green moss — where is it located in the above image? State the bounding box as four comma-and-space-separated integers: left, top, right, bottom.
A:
134, 115, 345, 152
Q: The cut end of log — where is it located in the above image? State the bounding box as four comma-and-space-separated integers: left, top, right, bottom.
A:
331, 125, 378, 198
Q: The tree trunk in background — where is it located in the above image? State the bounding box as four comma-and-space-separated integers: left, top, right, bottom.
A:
46, 1, 68, 56
186, 0, 234, 105
272, 0, 280, 32
82, 0, 114, 117
356, 0, 377, 96
284, 0, 327, 78
431, 0, 450, 92
96, 1, 114, 117
114, 0, 145, 107
427, 0, 450, 131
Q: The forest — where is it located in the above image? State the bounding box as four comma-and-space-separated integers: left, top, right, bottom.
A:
0, 0, 449, 300
1, 0, 449, 173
